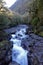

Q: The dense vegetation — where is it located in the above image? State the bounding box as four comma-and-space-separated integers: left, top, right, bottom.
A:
29, 0, 43, 36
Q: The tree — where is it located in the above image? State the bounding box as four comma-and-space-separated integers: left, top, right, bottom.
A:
0, 0, 6, 10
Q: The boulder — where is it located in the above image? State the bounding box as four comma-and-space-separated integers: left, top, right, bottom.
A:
0, 40, 13, 65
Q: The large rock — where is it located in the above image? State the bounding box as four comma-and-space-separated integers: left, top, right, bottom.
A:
28, 36, 43, 65
0, 40, 13, 65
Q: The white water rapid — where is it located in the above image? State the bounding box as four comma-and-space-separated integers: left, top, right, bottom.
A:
10, 25, 28, 65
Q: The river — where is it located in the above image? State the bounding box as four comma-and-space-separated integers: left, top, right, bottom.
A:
10, 25, 28, 65
10, 25, 43, 65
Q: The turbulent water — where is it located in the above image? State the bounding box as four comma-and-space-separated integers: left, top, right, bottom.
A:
10, 25, 28, 65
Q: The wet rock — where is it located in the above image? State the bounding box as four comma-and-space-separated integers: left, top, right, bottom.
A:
9, 62, 20, 65
28, 38, 43, 65
21, 32, 43, 65
0, 40, 13, 65
29, 33, 43, 41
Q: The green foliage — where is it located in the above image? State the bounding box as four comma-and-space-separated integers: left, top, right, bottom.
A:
39, 32, 43, 36
29, 0, 43, 36
0, 13, 10, 29
0, 40, 8, 47
31, 17, 39, 26
38, 0, 43, 10
23, 15, 30, 24
9, 13, 23, 27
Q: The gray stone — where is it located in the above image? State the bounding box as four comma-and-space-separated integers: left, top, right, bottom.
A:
9, 62, 20, 65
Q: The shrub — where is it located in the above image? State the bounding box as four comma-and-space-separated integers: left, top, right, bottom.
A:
9, 14, 23, 27
31, 17, 39, 27
0, 13, 10, 29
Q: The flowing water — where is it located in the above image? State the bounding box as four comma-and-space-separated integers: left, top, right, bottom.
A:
3, 24, 43, 65
10, 25, 28, 65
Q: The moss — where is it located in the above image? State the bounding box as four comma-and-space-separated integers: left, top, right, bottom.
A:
0, 13, 10, 29
31, 17, 39, 26
0, 40, 9, 47
39, 32, 43, 36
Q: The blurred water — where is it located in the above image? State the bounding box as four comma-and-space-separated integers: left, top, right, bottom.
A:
10, 25, 28, 65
